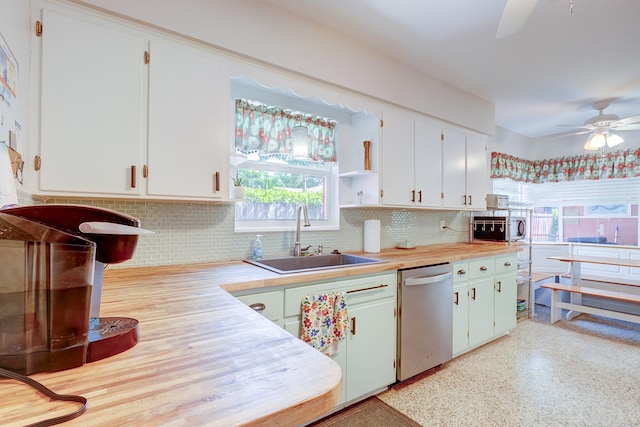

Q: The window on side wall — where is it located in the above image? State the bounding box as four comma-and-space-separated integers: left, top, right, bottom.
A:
493, 177, 640, 246
233, 98, 340, 232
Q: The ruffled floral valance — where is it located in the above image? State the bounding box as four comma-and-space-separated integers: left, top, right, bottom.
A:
490, 147, 640, 183
234, 99, 337, 163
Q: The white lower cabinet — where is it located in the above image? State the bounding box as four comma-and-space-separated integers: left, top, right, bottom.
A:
468, 276, 495, 348
235, 291, 284, 327
283, 273, 397, 406
494, 254, 518, 336
452, 254, 517, 357
344, 299, 396, 401
452, 280, 468, 357
235, 272, 397, 408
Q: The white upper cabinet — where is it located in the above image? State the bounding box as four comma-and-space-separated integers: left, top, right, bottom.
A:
414, 119, 444, 208
465, 133, 489, 210
37, 8, 147, 196
33, 3, 231, 200
442, 130, 488, 210
380, 106, 415, 206
146, 39, 229, 199
381, 106, 487, 210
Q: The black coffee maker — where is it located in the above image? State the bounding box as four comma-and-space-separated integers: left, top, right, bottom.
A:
0, 204, 150, 374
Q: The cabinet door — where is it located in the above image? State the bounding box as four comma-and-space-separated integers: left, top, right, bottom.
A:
346, 299, 396, 402
414, 120, 443, 207
147, 40, 229, 199
494, 272, 517, 336
452, 282, 469, 356
38, 8, 146, 195
441, 128, 467, 209
467, 277, 495, 348
381, 107, 415, 206
465, 133, 488, 210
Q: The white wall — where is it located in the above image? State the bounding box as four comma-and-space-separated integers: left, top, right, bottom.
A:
68, 0, 494, 135
493, 124, 640, 161
0, 0, 31, 165
491, 126, 532, 159
531, 130, 640, 160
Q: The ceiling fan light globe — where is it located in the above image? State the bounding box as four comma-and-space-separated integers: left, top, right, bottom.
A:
605, 133, 624, 148
584, 132, 606, 150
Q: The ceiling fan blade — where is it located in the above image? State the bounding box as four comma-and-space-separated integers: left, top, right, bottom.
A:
497, 0, 538, 38
549, 130, 592, 139
614, 123, 640, 131
613, 114, 640, 126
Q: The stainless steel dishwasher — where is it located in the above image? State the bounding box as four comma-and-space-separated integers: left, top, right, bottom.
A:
397, 263, 453, 381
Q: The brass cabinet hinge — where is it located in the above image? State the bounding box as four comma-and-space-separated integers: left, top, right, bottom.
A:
379, 119, 384, 128
440, 132, 444, 141
34, 155, 41, 171
144, 51, 150, 64
380, 189, 384, 198
35, 21, 43, 37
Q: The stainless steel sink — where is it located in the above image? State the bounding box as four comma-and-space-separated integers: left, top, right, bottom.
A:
244, 254, 385, 274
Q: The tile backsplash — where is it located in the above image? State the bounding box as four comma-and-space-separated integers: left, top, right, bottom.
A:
19, 191, 470, 269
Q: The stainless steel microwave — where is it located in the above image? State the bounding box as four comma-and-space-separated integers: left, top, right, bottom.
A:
473, 216, 526, 241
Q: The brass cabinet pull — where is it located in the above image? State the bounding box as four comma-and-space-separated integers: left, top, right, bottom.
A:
454, 291, 459, 305
504, 261, 511, 267
457, 269, 466, 276
215, 171, 220, 192
468, 195, 472, 205
34, 155, 41, 171
411, 190, 415, 203
471, 287, 477, 300
248, 303, 266, 312
418, 190, 422, 203
463, 194, 467, 205
131, 165, 136, 188
143, 164, 149, 178
480, 266, 487, 271
351, 317, 356, 335
346, 284, 388, 294
496, 281, 502, 293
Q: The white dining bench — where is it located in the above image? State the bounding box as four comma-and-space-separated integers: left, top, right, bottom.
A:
542, 255, 640, 324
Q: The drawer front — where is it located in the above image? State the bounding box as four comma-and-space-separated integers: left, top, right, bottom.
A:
495, 254, 517, 275
468, 257, 495, 280
452, 261, 469, 283
284, 272, 397, 318
236, 291, 283, 322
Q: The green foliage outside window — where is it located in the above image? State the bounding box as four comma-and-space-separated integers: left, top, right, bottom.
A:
243, 188, 323, 206
238, 169, 324, 207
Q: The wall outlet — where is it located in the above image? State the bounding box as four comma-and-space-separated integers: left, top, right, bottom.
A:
440, 220, 446, 231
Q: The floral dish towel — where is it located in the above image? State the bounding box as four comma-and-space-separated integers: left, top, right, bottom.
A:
300, 292, 349, 356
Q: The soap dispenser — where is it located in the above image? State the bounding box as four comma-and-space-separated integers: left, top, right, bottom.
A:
253, 235, 263, 260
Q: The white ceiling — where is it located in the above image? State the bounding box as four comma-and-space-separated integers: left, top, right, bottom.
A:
265, 0, 640, 139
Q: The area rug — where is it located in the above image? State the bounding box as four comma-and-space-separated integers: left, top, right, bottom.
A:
308, 396, 421, 427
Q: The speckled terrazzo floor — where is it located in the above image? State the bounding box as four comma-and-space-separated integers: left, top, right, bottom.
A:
378, 305, 640, 427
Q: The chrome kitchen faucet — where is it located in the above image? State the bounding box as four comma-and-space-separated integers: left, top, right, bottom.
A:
294, 204, 310, 256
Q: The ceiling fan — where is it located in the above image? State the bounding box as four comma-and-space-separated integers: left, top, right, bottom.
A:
497, 0, 574, 38
556, 100, 640, 150
497, 0, 539, 38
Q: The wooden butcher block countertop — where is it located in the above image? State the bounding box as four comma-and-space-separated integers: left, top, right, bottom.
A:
0, 242, 518, 426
